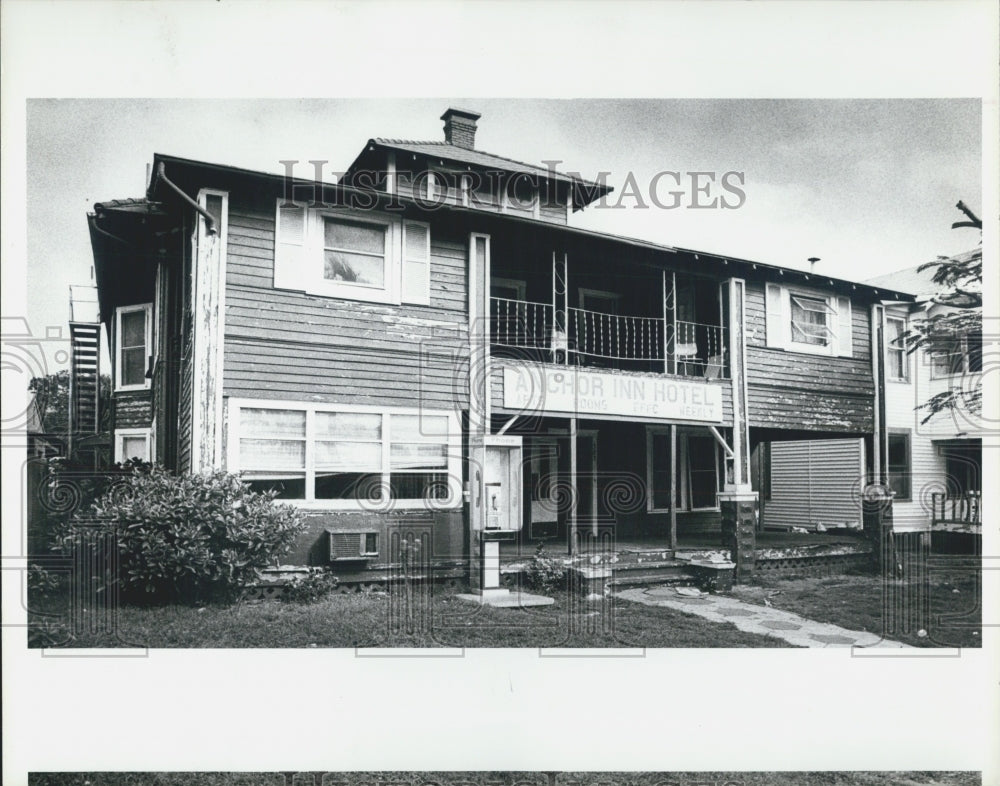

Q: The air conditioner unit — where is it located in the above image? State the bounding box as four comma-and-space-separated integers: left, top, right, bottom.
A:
326, 529, 379, 562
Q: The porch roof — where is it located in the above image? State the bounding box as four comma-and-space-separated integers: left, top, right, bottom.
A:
97, 153, 915, 304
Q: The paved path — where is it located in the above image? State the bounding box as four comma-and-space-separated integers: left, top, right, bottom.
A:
616, 587, 912, 648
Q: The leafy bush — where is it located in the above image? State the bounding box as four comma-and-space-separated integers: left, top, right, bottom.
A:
54, 467, 305, 604
523, 544, 567, 592
281, 568, 340, 603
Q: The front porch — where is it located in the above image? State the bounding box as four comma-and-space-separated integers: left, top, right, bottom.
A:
499, 529, 874, 594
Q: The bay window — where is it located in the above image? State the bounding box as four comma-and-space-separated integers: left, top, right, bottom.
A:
229, 400, 459, 508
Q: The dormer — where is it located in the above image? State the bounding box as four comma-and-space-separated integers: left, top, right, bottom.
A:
342, 107, 612, 225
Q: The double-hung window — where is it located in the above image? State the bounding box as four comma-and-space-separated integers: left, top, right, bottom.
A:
115, 304, 152, 390
930, 332, 982, 378
886, 316, 910, 382
322, 216, 388, 289
229, 400, 459, 508
274, 201, 431, 305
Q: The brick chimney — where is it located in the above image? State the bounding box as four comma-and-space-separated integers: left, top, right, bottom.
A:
441, 108, 481, 150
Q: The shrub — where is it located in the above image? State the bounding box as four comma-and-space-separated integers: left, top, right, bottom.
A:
523, 544, 567, 592
281, 568, 340, 603
54, 467, 305, 604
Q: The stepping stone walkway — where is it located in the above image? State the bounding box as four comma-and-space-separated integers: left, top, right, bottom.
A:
617, 587, 912, 648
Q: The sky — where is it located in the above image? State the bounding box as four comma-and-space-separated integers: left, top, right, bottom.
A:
25, 97, 982, 372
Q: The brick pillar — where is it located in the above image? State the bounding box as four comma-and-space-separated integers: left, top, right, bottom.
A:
862, 484, 895, 574
719, 491, 758, 583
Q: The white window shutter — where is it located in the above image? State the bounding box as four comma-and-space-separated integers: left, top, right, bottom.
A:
274, 200, 307, 291
765, 283, 785, 348
836, 295, 853, 357
401, 220, 431, 305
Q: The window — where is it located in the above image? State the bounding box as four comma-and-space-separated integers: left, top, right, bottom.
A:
579, 288, 621, 315
115, 428, 151, 463
930, 332, 981, 378
765, 284, 853, 357
790, 294, 835, 347
115, 304, 152, 390
229, 400, 460, 508
941, 443, 981, 496
886, 317, 909, 381
887, 431, 911, 501
274, 201, 430, 305
322, 217, 387, 288
646, 428, 720, 511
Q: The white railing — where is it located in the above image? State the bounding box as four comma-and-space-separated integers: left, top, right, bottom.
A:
491, 297, 553, 349
931, 491, 982, 526
490, 297, 728, 377
569, 306, 666, 361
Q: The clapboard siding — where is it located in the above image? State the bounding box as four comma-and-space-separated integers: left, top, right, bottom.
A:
883, 307, 952, 530
765, 438, 864, 530
538, 202, 568, 225
224, 338, 466, 410
747, 388, 873, 432
177, 349, 193, 474
222, 198, 470, 407
744, 281, 874, 433
113, 390, 153, 429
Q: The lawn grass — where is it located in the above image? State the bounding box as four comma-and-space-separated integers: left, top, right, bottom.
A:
731, 559, 982, 648
27, 772, 983, 786
29, 585, 788, 649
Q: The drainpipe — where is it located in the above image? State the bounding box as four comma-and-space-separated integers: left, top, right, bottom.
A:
155, 162, 217, 234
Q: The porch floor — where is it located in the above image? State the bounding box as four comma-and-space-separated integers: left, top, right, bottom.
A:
499, 529, 866, 560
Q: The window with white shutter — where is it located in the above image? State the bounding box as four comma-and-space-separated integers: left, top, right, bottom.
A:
274, 200, 431, 306
765, 283, 852, 358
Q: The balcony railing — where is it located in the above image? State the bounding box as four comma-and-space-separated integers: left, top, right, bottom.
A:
930, 491, 981, 527
490, 296, 728, 378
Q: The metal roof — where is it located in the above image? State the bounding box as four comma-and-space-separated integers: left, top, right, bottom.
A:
370, 138, 602, 185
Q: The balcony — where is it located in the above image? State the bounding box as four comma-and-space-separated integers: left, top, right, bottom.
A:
490, 296, 729, 379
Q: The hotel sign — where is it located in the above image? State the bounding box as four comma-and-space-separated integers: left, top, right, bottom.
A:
502, 365, 723, 423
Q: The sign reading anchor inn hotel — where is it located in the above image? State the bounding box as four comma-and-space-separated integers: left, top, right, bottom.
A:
503, 365, 723, 423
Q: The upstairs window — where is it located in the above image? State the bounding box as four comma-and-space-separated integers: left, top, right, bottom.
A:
323, 217, 387, 288
930, 332, 981, 378
789, 294, 836, 347
274, 201, 430, 305
765, 284, 853, 357
115, 304, 152, 391
886, 316, 910, 382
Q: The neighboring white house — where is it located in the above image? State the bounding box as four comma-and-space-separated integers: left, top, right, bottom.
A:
766, 252, 982, 536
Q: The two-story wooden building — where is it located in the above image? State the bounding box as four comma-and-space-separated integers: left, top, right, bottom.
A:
86, 107, 914, 587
